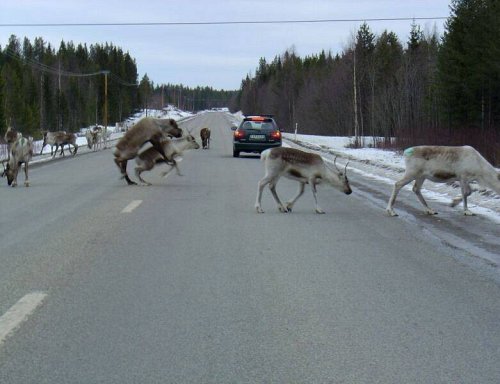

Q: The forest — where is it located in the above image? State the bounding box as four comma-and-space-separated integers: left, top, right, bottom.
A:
1, 0, 498, 164
0, 37, 235, 139
232, 0, 500, 165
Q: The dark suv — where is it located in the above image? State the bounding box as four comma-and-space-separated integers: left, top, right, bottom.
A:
232, 115, 282, 157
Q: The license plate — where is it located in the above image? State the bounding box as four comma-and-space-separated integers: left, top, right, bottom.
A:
249, 134, 265, 140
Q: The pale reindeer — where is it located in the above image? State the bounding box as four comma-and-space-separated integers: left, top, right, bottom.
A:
113, 117, 183, 185
134, 134, 200, 185
386, 145, 500, 216
2, 135, 33, 187
41, 131, 78, 157
255, 147, 352, 214
200, 127, 211, 149
85, 126, 103, 151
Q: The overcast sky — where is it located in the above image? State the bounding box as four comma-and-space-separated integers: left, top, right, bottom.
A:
1, 0, 451, 90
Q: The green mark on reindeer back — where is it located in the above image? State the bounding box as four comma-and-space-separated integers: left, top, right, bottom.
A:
404, 147, 415, 157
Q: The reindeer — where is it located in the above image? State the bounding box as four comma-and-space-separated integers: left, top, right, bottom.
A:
2, 135, 33, 187
386, 145, 500, 216
85, 126, 103, 151
113, 117, 183, 185
4, 126, 22, 161
134, 134, 200, 185
255, 147, 352, 214
41, 131, 78, 157
200, 127, 211, 149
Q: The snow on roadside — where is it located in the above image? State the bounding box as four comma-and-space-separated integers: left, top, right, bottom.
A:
283, 133, 500, 224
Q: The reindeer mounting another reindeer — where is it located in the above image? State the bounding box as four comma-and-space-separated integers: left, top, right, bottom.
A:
2, 135, 33, 187
113, 117, 183, 185
255, 147, 352, 214
386, 145, 500, 216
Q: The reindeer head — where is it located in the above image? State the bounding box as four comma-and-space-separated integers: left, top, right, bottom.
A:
185, 134, 200, 150
328, 157, 352, 195
1, 161, 14, 185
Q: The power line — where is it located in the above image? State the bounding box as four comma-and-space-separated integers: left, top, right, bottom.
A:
3, 48, 137, 86
0, 17, 447, 28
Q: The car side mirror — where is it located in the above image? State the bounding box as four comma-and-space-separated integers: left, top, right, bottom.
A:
231, 125, 238, 131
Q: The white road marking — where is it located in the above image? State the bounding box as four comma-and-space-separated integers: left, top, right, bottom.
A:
0, 292, 47, 346
122, 200, 143, 213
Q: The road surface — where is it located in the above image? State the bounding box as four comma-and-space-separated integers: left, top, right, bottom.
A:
0, 112, 499, 383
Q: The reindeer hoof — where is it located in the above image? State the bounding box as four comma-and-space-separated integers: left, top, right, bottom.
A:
386, 209, 398, 217
24, 182, 30, 187
424, 209, 438, 215
278, 206, 290, 213
463, 210, 475, 216
315, 209, 325, 214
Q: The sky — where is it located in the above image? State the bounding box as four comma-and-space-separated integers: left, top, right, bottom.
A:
1, 0, 452, 90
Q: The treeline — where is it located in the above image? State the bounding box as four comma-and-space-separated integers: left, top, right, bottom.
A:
232, 0, 500, 165
0, 35, 237, 139
140, 79, 237, 113
0, 35, 140, 137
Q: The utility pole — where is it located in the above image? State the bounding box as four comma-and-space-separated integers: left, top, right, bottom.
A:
40, 74, 44, 132
161, 84, 164, 109
102, 70, 110, 148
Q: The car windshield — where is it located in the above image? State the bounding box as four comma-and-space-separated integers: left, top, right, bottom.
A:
242, 121, 275, 130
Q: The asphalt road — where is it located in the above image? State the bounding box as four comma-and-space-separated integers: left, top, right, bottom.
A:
0, 112, 499, 383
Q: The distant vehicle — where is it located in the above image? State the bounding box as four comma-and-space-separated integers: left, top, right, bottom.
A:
232, 115, 281, 157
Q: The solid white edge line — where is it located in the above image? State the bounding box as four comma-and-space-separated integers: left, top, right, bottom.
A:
122, 200, 143, 213
0, 292, 48, 346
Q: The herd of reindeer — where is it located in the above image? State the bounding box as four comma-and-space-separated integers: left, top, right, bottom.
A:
1, 116, 499, 218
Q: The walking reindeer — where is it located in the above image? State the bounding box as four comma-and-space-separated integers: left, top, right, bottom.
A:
2, 135, 33, 187
387, 145, 500, 216
255, 147, 352, 214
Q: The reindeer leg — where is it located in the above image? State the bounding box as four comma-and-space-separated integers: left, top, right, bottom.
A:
286, 182, 305, 212
460, 181, 474, 216
412, 177, 437, 215
386, 173, 416, 216
24, 162, 30, 187
114, 158, 137, 185
12, 165, 19, 187
255, 174, 272, 213
134, 162, 154, 186
310, 180, 325, 214
171, 159, 184, 176
268, 178, 288, 213
135, 168, 152, 186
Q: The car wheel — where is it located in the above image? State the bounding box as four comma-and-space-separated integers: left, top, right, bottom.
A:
233, 149, 240, 157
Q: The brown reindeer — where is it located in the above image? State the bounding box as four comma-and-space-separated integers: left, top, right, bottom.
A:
200, 127, 211, 149
4, 126, 21, 161
113, 117, 183, 185
41, 131, 78, 157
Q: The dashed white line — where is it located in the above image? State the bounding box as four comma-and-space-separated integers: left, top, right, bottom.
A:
0, 292, 47, 346
122, 200, 143, 213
